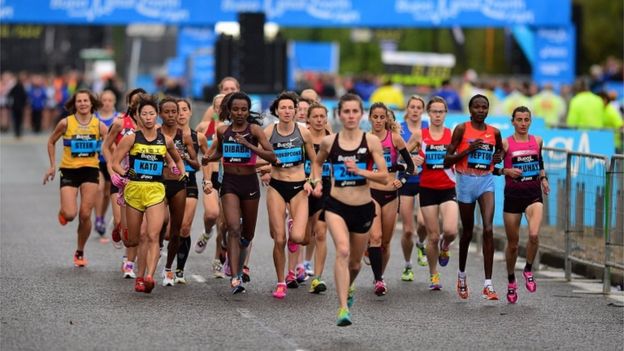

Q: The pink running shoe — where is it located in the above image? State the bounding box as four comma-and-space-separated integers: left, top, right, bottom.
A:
523, 271, 537, 292
295, 264, 306, 283
507, 282, 518, 304
287, 218, 298, 253
374, 280, 387, 296
272, 282, 287, 299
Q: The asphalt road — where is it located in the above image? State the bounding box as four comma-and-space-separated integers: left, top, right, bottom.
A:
1, 135, 623, 351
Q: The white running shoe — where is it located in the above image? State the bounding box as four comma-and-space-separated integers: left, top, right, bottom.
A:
194, 230, 213, 254
212, 259, 225, 279
174, 269, 187, 284
122, 261, 136, 279
162, 270, 175, 286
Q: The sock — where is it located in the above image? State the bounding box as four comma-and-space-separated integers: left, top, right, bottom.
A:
176, 237, 192, 271
405, 261, 413, 269
524, 262, 533, 272
368, 247, 383, 281
508, 274, 516, 284
484, 279, 492, 287
96, 216, 103, 223
415, 239, 423, 248
303, 260, 311, 267
458, 271, 466, 279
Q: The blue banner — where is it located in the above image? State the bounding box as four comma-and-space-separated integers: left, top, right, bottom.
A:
532, 26, 576, 86
1, 0, 571, 27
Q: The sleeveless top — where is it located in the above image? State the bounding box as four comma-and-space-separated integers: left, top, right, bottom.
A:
205, 120, 216, 148
374, 130, 398, 171
222, 124, 258, 167
399, 120, 428, 184
304, 130, 331, 180
503, 135, 542, 198
96, 111, 119, 162
269, 124, 305, 168
128, 130, 167, 182
420, 127, 455, 189
456, 122, 497, 175
115, 114, 136, 145
328, 132, 372, 188
60, 114, 101, 169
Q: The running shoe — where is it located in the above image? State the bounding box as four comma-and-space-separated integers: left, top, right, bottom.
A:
111, 224, 122, 249
507, 282, 518, 304
523, 271, 537, 292
336, 307, 352, 327
416, 243, 428, 266
296, 264, 307, 283
272, 282, 287, 299
122, 261, 136, 279
162, 270, 175, 286
482, 285, 499, 300
286, 270, 299, 289
144, 276, 155, 293
174, 269, 187, 284
231, 277, 245, 294
429, 273, 442, 290
287, 218, 298, 253
347, 285, 355, 308
134, 277, 145, 293
73, 252, 87, 267
363, 249, 370, 265
212, 259, 225, 279
95, 217, 106, 235
309, 277, 327, 294
194, 231, 212, 254
401, 266, 414, 281
457, 275, 469, 299
303, 261, 314, 277
438, 238, 450, 267
242, 265, 251, 283
58, 211, 68, 226
374, 280, 387, 296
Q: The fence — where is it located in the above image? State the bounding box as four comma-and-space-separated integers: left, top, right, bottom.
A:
528, 148, 623, 294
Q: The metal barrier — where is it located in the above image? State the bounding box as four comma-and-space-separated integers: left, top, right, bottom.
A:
564, 151, 610, 281
540, 147, 570, 258
603, 155, 624, 293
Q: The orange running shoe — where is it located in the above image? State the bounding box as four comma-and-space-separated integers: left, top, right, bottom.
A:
73, 252, 87, 267
135, 277, 145, 293
58, 211, 68, 226
456, 275, 469, 299
482, 285, 499, 301
144, 276, 155, 293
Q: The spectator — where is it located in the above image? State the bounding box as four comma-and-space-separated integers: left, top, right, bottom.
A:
500, 80, 531, 116
369, 78, 404, 109
8, 72, 27, 138
531, 83, 566, 127
28, 74, 47, 133
600, 91, 624, 151
433, 79, 462, 112
566, 79, 605, 128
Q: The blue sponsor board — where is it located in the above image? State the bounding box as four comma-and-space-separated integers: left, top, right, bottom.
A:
1, 0, 570, 27
533, 26, 576, 86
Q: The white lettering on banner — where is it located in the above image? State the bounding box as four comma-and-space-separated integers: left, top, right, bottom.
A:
221, 0, 360, 24
48, 0, 188, 22
0, 0, 14, 19
395, 0, 534, 24
546, 132, 605, 175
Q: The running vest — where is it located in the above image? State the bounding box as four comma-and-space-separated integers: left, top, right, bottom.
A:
115, 114, 136, 145
270, 124, 305, 168
304, 142, 332, 179
205, 120, 216, 148
374, 130, 398, 171
222, 124, 258, 166
504, 135, 542, 198
184, 129, 199, 173
399, 120, 428, 183
456, 122, 496, 175
420, 127, 455, 189
96, 111, 119, 162
328, 132, 372, 188
60, 114, 101, 169
128, 130, 166, 182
